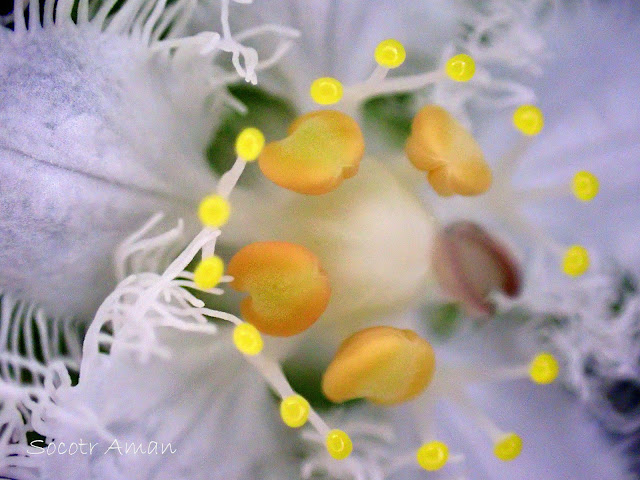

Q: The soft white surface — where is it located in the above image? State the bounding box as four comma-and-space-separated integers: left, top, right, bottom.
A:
0, 26, 219, 319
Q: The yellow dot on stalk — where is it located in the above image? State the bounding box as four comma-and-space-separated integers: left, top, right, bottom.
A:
445, 54, 475, 82
280, 395, 310, 428
326, 429, 352, 460
310, 77, 343, 105
494, 433, 522, 462
513, 105, 544, 135
193, 256, 224, 289
562, 245, 590, 277
375, 39, 406, 68
235, 127, 265, 161
416, 441, 449, 471
198, 195, 230, 227
233, 323, 263, 356
572, 171, 599, 202
529, 352, 559, 385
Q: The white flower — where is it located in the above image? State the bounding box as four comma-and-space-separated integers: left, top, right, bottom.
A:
1, 1, 639, 480
0, 0, 297, 319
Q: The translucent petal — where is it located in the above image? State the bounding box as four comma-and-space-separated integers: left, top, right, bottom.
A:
0, 27, 220, 319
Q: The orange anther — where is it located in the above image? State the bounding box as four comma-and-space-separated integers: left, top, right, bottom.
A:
405, 105, 491, 196
258, 110, 364, 195
322, 326, 435, 405
228, 242, 331, 337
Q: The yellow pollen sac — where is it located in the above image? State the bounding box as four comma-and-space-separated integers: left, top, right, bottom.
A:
258, 110, 364, 195
193, 256, 224, 289
529, 352, 559, 385
375, 39, 406, 68
494, 433, 523, 462
280, 395, 310, 428
405, 105, 491, 196
572, 171, 599, 202
326, 429, 352, 460
228, 242, 331, 337
562, 245, 590, 277
416, 441, 449, 471
513, 105, 544, 135
235, 127, 265, 161
198, 195, 231, 227
322, 326, 435, 406
233, 322, 263, 356
445, 54, 475, 82
310, 77, 344, 105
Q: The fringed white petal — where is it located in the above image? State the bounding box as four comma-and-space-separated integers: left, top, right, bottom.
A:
0, 221, 286, 479
507, 251, 640, 435
0, 18, 212, 319
0, 288, 83, 480
191, 0, 460, 111
0, 0, 299, 320
33, 328, 282, 480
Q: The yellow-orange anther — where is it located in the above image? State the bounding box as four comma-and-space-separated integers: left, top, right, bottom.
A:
322, 326, 435, 406
258, 110, 364, 195
228, 242, 331, 337
405, 105, 491, 196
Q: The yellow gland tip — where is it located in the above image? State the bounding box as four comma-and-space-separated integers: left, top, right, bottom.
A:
375, 39, 406, 68
193, 256, 224, 289
233, 323, 263, 356
494, 433, 523, 462
310, 77, 343, 105
572, 171, 599, 202
326, 429, 352, 460
235, 127, 265, 161
198, 195, 231, 227
280, 395, 310, 428
416, 441, 449, 471
513, 105, 544, 135
562, 245, 590, 277
445, 54, 475, 82
529, 352, 559, 385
